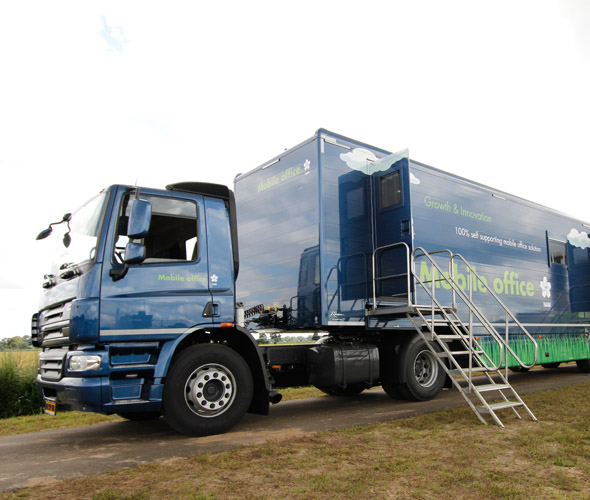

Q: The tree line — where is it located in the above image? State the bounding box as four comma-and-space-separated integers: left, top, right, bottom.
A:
0, 335, 34, 350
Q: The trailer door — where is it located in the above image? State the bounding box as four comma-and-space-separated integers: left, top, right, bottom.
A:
371, 160, 412, 300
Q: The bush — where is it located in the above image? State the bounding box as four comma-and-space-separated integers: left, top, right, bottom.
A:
0, 351, 43, 418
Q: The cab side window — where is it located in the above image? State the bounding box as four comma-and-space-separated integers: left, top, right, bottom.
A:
114, 194, 198, 264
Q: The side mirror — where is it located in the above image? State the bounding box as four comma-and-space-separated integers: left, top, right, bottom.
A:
36, 213, 72, 241
124, 242, 146, 265
36, 228, 53, 240
127, 199, 151, 239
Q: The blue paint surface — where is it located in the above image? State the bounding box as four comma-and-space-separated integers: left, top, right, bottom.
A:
235, 129, 590, 331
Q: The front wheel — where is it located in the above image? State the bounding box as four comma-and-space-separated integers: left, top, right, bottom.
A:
163, 344, 253, 436
396, 336, 445, 401
576, 359, 590, 373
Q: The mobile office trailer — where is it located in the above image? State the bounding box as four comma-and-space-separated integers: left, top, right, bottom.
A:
235, 129, 590, 375
32, 129, 590, 437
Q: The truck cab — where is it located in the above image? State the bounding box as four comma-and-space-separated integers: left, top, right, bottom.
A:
33, 183, 270, 435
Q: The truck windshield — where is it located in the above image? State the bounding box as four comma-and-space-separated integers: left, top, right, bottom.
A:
45, 191, 108, 276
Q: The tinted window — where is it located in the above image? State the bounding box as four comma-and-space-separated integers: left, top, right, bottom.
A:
379, 171, 402, 209
346, 186, 365, 220
549, 239, 568, 267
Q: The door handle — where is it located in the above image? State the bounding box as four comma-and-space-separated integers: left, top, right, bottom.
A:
401, 219, 410, 233
202, 302, 219, 318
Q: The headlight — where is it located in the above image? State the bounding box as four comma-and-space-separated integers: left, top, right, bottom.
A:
69, 355, 101, 372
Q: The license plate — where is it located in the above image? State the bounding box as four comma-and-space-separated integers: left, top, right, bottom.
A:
44, 400, 57, 416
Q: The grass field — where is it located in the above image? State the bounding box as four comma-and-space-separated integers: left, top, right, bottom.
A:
0, 350, 43, 418
1, 382, 589, 500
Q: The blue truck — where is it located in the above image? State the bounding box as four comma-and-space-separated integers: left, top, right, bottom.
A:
33, 129, 590, 434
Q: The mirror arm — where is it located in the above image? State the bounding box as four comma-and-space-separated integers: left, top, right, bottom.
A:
109, 264, 129, 282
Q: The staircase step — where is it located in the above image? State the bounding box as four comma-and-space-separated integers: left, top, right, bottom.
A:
449, 367, 491, 376
436, 334, 464, 340
472, 383, 512, 393
418, 319, 463, 326
438, 350, 485, 357
439, 350, 469, 357
477, 401, 523, 413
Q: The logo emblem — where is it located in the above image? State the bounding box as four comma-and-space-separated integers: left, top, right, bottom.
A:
540, 277, 551, 299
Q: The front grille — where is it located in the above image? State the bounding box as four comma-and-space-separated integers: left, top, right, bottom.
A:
39, 348, 68, 381
31, 313, 40, 347
37, 301, 73, 346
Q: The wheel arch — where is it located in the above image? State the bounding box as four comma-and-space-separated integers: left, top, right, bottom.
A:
157, 326, 271, 416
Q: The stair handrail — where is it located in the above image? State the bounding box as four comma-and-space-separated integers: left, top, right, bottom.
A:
371, 242, 411, 310
325, 252, 369, 313
450, 253, 538, 369
412, 248, 456, 309
411, 247, 504, 371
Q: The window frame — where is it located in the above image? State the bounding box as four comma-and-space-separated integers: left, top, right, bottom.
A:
112, 192, 200, 266
378, 170, 403, 211
548, 237, 568, 268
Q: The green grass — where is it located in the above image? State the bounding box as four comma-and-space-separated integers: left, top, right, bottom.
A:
0, 411, 123, 436
0, 350, 43, 418
2, 382, 589, 500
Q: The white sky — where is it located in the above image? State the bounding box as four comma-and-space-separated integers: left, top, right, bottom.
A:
1, 1, 589, 339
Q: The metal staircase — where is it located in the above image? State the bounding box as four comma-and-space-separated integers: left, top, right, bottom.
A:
369, 243, 538, 427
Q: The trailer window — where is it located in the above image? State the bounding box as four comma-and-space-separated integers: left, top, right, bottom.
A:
379, 171, 402, 210
114, 194, 199, 264
346, 186, 365, 220
548, 239, 568, 267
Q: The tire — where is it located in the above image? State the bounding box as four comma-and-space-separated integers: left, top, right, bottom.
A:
541, 362, 560, 369
382, 382, 402, 400
318, 383, 366, 396
576, 359, 590, 373
162, 344, 253, 436
116, 412, 161, 421
509, 366, 531, 373
396, 336, 445, 401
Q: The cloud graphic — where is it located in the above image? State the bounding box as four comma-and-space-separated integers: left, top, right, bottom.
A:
98, 16, 129, 54
567, 228, 590, 249
340, 148, 409, 175
410, 173, 421, 185
340, 148, 379, 174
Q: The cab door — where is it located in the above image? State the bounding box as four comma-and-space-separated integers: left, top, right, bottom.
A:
100, 188, 212, 341
203, 195, 236, 325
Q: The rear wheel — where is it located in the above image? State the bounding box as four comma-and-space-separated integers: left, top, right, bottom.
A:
163, 344, 253, 436
396, 336, 445, 401
576, 359, 590, 373
509, 366, 531, 373
382, 382, 402, 399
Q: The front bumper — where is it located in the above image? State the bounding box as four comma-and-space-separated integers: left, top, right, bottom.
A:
37, 345, 164, 415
